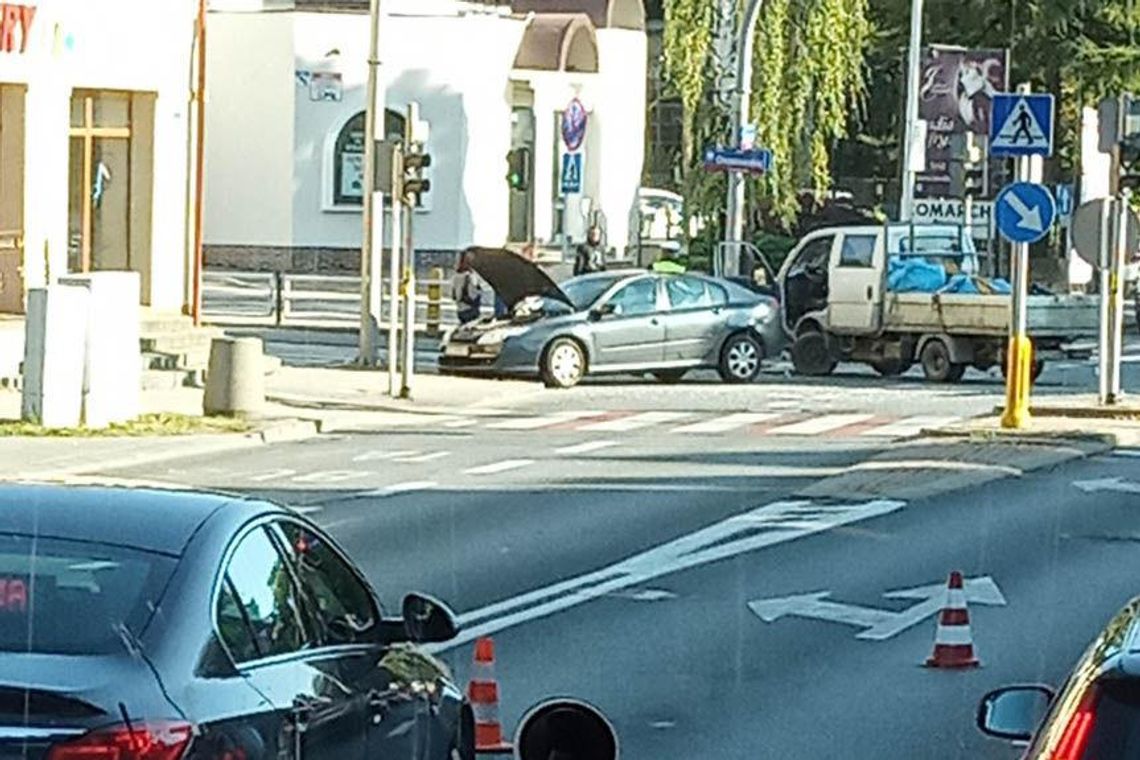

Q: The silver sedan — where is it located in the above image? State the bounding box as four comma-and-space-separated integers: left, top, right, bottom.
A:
439, 248, 784, 388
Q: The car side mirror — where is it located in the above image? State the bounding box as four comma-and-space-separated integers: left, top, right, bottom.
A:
977, 685, 1054, 742
512, 699, 618, 760
401, 593, 460, 644
590, 303, 616, 320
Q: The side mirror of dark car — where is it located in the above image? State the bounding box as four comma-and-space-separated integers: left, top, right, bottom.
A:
512, 699, 618, 760
977, 685, 1054, 743
590, 303, 616, 320
401, 592, 461, 644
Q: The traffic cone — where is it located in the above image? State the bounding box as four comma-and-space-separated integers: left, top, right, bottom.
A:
467, 637, 513, 753
925, 571, 980, 668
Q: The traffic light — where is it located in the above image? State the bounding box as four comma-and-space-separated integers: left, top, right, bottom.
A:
403, 143, 431, 204
507, 147, 531, 191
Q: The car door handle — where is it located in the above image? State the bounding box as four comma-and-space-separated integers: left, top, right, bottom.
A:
650, 317, 660, 326
866, 286, 874, 300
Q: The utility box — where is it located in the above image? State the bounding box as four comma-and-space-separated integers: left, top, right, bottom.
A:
21, 286, 89, 428
58, 272, 141, 428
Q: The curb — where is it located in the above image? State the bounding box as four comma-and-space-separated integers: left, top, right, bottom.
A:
265, 393, 520, 418
256, 417, 322, 444
991, 404, 1140, 421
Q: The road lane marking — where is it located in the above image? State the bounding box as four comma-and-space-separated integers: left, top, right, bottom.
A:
486, 411, 606, 430
292, 470, 368, 484
363, 481, 439, 498
860, 416, 960, 438
555, 440, 619, 455
427, 498, 905, 653
578, 411, 692, 432
463, 459, 536, 476
442, 418, 479, 428
392, 451, 451, 463
671, 412, 782, 434
768, 414, 875, 436
293, 506, 322, 515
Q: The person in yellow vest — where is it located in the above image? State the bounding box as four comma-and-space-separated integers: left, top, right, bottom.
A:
650, 249, 686, 274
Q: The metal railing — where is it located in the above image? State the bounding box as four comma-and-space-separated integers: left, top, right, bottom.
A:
202, 269, 497, 333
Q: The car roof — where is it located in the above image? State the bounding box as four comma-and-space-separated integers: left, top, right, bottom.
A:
0, 483, 276, 555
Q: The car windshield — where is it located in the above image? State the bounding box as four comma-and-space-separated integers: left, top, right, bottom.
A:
0, 534, 175, 656
5, 3, 1133, 759
559, 275, 624, 310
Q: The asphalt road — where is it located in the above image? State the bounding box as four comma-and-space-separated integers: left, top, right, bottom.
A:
100, 414, 1140, 758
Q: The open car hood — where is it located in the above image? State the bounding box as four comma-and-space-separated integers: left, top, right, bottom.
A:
466, 247, 573, 309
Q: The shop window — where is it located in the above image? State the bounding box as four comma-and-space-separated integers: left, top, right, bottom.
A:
332, 109, 406, 207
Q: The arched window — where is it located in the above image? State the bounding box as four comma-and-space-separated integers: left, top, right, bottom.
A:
332, 109, 406, 207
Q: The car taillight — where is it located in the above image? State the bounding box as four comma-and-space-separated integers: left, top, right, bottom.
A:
1052, 706, 1095, 760
46, 721, 192, 760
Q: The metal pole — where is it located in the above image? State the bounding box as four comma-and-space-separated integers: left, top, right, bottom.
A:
899, 0, 924, 221
359, 0, 384, 366
191, 0, 207, 326
1098, 198, 1113, 404
1108, 189, 1131, 403
725, 0, 764, 245
1001, 152, 1033, 429
400, 202, 416, 398
387, 148, 402, 397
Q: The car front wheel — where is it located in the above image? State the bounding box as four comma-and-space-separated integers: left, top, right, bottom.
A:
541, 338, 586, 388
718, 333, 764, 383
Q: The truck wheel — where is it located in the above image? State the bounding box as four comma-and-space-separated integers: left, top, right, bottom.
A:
871, 359, 911, 377
791, 332, 837, 377
920, 339, 964, 383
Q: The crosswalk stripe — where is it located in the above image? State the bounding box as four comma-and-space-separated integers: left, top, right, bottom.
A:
392, 451, 452, 463
768, 414, 875, 436
556, 440, 619, 455
463, 459, 536, 475
442, 418, 479, 428
860, 416, 960, 438
672, 412, 783, 434
578, 411, 693, 432
486, 411, 606, 430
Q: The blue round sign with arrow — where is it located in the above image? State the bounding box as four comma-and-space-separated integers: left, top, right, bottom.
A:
995, 182, 1057, 244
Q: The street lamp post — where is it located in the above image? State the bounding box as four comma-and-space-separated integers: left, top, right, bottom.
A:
359, 0, 384, 367
725, 0, 764, 246
899, 0, 924, 221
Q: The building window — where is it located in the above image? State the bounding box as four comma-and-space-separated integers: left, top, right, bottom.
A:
332, 109, 406, 207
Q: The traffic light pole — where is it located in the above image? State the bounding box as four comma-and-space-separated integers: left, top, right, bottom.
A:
899, 0, 925, 221
387, 145, 403, 397
401, 200, 416, 399
1000, 153, 1033, 429
1105, 189, 1131, 404
725, 0, 764, 246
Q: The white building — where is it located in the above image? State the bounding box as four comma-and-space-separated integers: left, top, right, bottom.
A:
0, 0, 199, 378
204, 0, 647, 273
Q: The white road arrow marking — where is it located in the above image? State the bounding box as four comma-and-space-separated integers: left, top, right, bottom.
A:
1073, 477, 1140, 494
1004, 191, 1044, 232
747, 575, 1006, 641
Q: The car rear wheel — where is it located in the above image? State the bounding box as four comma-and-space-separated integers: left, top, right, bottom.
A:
541, 338, 586, 388
652, 369, 688, 383
718, 333, 764, 383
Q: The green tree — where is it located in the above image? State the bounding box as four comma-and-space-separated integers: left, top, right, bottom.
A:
662, 0, 872, 231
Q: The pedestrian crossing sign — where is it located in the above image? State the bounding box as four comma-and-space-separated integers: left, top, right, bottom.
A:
989, 93, 1054, 158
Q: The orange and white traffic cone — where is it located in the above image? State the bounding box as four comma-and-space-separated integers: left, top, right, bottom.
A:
925, 571, 980, 668
467, 637, 513, 753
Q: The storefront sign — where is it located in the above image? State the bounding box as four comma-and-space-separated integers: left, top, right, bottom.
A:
0, 4, 36, 54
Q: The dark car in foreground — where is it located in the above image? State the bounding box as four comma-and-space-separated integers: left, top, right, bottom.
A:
977, 595, 1140, 758
439, 247, 784, 388
0, 484, 472, 760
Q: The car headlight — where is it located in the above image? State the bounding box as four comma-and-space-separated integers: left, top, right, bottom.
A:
477, 326, 528, 346
751, 301, 774, 323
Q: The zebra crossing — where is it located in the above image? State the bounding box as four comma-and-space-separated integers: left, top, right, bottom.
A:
356, 408, 961, 440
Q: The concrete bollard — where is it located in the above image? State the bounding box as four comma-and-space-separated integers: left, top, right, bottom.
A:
204, 337, 265, 417
427, 266, 444, 337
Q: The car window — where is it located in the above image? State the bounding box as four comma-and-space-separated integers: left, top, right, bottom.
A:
839, 235, 876, 268
707, 282, 729, 306
608, 278, 659, 316
791, 236, 834, 273
275, 522, 378, 646
665, 277, 711, 310
561, 275, 624, 310
0, 534, 175, 656
220, 526, 309, 662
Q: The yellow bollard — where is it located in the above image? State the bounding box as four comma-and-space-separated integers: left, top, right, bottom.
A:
1000, 335, 1033, 429
427, 266, 443, 337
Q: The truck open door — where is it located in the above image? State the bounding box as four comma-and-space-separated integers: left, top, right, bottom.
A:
827, 229, 884, 334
